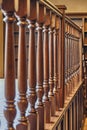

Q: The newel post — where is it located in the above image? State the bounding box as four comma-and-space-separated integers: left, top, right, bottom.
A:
1, 0, 16, 129
15, 0, 28, 130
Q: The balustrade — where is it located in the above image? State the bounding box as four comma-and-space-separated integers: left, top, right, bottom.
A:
35, 1, 45, 130
0, 0, 83, 130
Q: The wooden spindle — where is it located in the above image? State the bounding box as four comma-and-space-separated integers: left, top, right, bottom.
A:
48, 13, 56, 116
57, 5, 67, 107
43, 9, 51, 123
27, 0, 37, 130
1, 0, 16, 129
35, 2, 45, 130
57, 18, 60, 89
53, 25, 58, 110
55, 16, 60, 110
15, 0, 28, 130
57, 17, 62, 109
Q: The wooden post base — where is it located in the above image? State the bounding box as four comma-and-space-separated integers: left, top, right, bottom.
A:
44, 101, 51, 123
54, 92, 59, 111
56, 91, 60, 111
16, 123, 28, 130
36, 106, 44, 130
27, 113, 37, 130
49, 96, 56, 116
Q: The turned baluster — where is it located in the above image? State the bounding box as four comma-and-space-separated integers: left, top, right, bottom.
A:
71, 37, 73, 91
57, 17, 62, 109
43, 8, 51, 123
1, 0, 16, 129
73, 40, 76, 87
27, 1, 37, 130
35, 2, 45, 130
15, 0, 28, 130
48, 13, 56, 116
66, 28, 69, 97
57, 5, 67, 107
57, 18, 61, 90
72, 39, 74, 89
68, 23, 70, 92
74, 38, 76, 87
53, 15, 59, 111
78, 41, 80, 82
68, 33, 71, 93
55, 16, 61, 110
67, 25, 70, 95
64, 34, 66, 100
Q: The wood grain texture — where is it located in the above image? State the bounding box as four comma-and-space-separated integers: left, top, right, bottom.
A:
15, 0, 28, 129
1, 0, 16, 129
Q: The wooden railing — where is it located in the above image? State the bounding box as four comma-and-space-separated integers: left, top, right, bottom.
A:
0, 0, 83, 130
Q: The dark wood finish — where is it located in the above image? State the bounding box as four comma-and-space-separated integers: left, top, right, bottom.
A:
48, 13, 56, 116
27, 1, 37, 130
57, 6, 66, 108
15, 0, 28, 130
0, 1, 83, 130
57, 17, 62, 109
53, 17, 58, 111
55, 16, 61, 110
43, 9, 51, 123
35, 2, 45, 130
1, 0, 16, 130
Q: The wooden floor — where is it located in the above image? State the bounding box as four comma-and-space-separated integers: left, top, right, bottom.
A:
82, 118, 87, 130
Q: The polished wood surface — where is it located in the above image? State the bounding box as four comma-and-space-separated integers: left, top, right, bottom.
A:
53, 24, 58, 111
48, 13, 56, 116
0, 0, 83, 130
1, 0, 16, 130
43, 9, 51, 123
35, 2, 45, 130
15, 0, 28, 130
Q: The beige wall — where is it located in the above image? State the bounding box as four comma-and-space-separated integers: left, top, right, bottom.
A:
0, 11, 3, 78
49, 0, 87, 13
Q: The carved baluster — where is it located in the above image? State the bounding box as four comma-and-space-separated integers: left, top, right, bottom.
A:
57, 17, 62, 109
55, 16, 60, 110
27, 1, 37, 130
1, 0, 16, 129
57, 5, 67, 107
48, 13, 56, 116
67, 25, 70, 96
72, 38, 74, 89
65, 24, 68, 97
57, 18, 61, 87
71, 36, 73, 91
35, 2, 45, 130
43, 9, 51, 123
15, 0, 28, 130
53, 19, 58, 110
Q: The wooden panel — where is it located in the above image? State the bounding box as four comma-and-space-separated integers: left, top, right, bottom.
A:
0, 11, 3, 78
